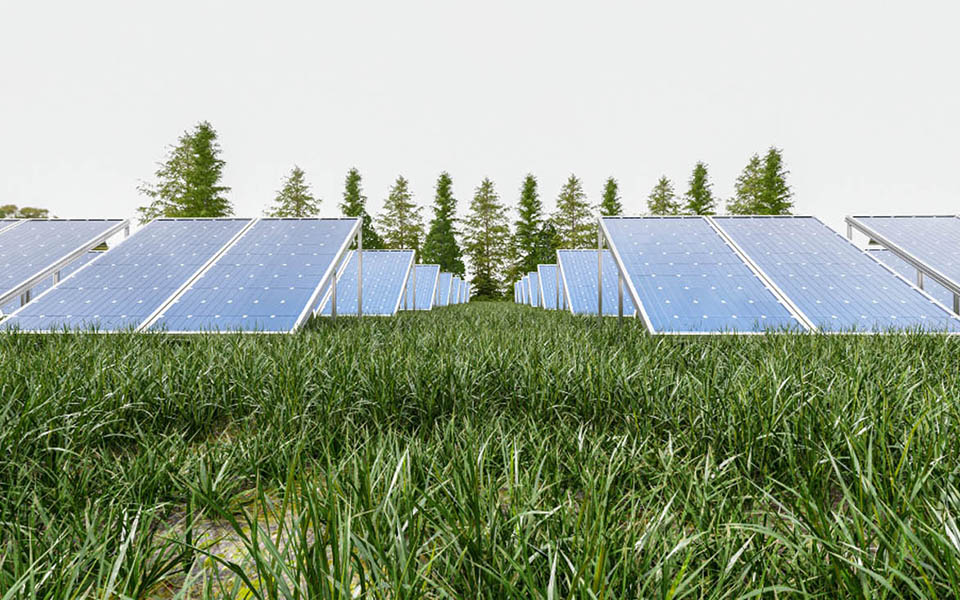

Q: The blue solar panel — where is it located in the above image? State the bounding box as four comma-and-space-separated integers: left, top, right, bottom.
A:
0, 219, 126, 305
538, 265, 559, 309
0, 219, 20, 233
450, 277, 462, 305
404, 264, 440, 310
714, 216, 960, 332
1, 252, 101, 315
556, 250, 637, 316
435, 272, 453, 306
150, 218, 358, 332
602, 217, 802, 333
527, 272, 539, 306
463, 282, 470, 303
318, 250, 414, 316
867, 248, 956, 309
2, 219, 251, 331
850, 216, 960, 298
519, 276, 527, 304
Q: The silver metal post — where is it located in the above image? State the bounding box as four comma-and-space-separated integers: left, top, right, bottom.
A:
597, 226, 603, 316
412, 262, 417, 310
954, 293, 959, 315
357, 227, 363, 317
20, 289, 30, 307
846, 223, 853, 240
618, 270, 624, 324
53, 270, 61, 285
555, 268, 559, 310
917, 270, 924, 289
331, 267, 337, 319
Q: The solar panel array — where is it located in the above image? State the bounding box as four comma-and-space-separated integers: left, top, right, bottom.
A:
0, 219, 127, 308
527, 272, 539, 307
867, 248, 956, 309
602, 217, 803, 333
556, 250, 637, 316
318, 249, 414, 317
1, 252, 100, 315
714, 217, 960, 332
537, 264, 559, 309
150, 219, 358, 332
436, 272, 453, 306
404, 264, 440, 310
450, 277, 462, 304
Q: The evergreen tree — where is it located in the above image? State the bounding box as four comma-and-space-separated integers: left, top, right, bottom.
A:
377, 175, 424, 255
421, 172, 465, 276
682, 162, 717, 215
757, 147, 793, 214
552, 174, 594, 248
136, 121, 232, 224
340, 168, 383, 249
647, 176, 680, 215
464, 178, 510, 298
512, 174, 544, 277
265, 166, 319, 217
598, 177, 623, 216
727, 154, 763, 215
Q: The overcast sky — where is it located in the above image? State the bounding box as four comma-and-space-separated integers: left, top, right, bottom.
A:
2, 1, 958, 237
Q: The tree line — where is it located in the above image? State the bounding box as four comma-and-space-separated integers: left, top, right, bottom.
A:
134, 121, 795, 300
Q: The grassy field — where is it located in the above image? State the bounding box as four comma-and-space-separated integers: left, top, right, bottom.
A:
1, 302, 959, 598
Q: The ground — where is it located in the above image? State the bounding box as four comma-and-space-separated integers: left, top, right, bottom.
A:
1, 302, 959, 598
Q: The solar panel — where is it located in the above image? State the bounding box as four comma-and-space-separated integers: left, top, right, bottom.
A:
450, 277, 462, 304
1, 252, 101, 315
2, 219, 251, 331
404, 264, 440, 310
527, 272, 539, 307
867, 248, 956, 309
463, 283, 470, 303
601, 216, 803, 333
0, 219, 21, 234
436, 272, 453, 306
148, 218, 358, 332
537, 264, 559, 310
0, 219, 128, 308
318, 249, 414, 316
714, 216, 960, 332
556, 250, 637, 316
846, 216, 960, 312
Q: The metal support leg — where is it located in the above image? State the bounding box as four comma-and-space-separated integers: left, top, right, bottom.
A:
954, 293, 959, 315
917, 270, 924, 289
597, 227, 603, 316
412, 262, 417, 310
20, 290, 30, 307
846, 223, 853, 240
331, 268, 337, 319
618, 270, 624, 324
53, 270, 61, 285
357, 228, 363, 317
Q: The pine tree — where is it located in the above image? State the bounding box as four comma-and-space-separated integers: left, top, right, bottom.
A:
136, 121, 232, 224
552, 174, 594, 247
464, 178, 510, 298
727, 154, 763, 215
421, 172, 465, 276
647, 176, 680, 215
757, 147, 793, 214
377, 175, 424, 255
598, 177, 623, 216
265, 166, 319, 217
512, 174, 544, 277
683, 162, 717, 215
340, 168, 383, 249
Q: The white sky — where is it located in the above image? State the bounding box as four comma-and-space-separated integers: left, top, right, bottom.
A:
2, 1, 958, 238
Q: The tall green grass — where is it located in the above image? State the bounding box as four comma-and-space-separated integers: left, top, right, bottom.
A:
1, 302, 959, 598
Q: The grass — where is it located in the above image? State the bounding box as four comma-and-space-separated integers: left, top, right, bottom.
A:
1, 301, 959, 598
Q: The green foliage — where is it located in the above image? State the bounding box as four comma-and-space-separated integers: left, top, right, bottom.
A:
511, 174, 553, 282
552, 174, 594, 248
264, 166, 320, 218
0, 204, 51, 218
464, 178, 510, 298
647, 176, 681, 215
136, 121, 232, 224
377, 176, 424, 256
598, 176, 622, 216
421, 172, 465, 276
727, 148, 794, 215
683, 161, 717, 215
3, 307, 960, 597
340, 167, 383, 249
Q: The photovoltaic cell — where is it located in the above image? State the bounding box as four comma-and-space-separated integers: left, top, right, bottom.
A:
714, 216, 960, 332
436, 272, 453, 306
602, 217, 802, 333
2, 219, 251, 331
849, 216, 960, 298
527, 272, 539, 307
556, 250, 636, 316
0, 219, 126, 305
404, 264, 440, 310
451, 277, 462, 305
318, 250, 414, 316
538, 264, 559, 309
1, 252, 100, 315
867, 249, 956, 310
150, 218, 357, 332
